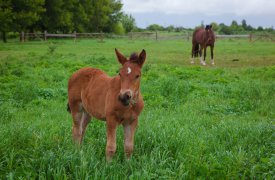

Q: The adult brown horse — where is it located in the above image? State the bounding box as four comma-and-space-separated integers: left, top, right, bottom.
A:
67, 49, 146, 161
191, 25, 215, 65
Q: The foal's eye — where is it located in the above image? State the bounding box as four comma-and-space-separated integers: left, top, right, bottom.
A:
135, 75, 140, 79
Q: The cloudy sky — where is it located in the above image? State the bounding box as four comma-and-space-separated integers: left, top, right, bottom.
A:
121, 0, 275, 28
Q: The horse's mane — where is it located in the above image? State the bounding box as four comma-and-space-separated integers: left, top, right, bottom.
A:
129, 52, 139, 63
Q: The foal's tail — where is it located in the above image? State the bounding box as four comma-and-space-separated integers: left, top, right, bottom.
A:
194, 43, 199, 57
67, 103, 71, 113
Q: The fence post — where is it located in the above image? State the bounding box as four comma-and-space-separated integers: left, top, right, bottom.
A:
21, 31, 24, 42
249, 33, 252, 42
186, 32, 189, 41
156, 31, 158, 41
100, 31, 103, 42
74, 31, 76, 42
129, 31, 133, 40
44, 31, 47, 41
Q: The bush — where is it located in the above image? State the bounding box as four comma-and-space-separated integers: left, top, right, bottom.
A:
113, 22, 125, 35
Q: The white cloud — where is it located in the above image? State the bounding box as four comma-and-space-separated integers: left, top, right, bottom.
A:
122, 0, 275, 16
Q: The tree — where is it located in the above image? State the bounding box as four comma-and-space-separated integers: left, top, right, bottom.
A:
230, 20, 244, 32
113, 21, 125, 35
70, 0, 88, 32
219, 23, 233, 35
246, 25, 254, 31
107, 0, 123, 32
11, 0, 45, 32
0, 0, 13, 42
86, 0, 123, 32
1, 0, 130, 38
166, 25, 175, 32
210, 22, 219, 31
146, 24, 164, 31
257, 26, 264, 31
41, 0, 74, 33
0, 0, 45, 42
241, 19, 247, 30
120, 13, 135, 33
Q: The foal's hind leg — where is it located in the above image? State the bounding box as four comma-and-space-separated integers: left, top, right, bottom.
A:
70, 102, 91, 145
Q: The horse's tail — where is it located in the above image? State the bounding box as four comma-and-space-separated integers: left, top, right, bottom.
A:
194, 43, 199, 57
67, 103, 71, 113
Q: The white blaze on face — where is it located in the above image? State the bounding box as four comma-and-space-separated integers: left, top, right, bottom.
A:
127, 67, 131, 74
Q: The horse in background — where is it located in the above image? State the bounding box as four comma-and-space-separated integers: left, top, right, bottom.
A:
67, 49, 146, 161
191, 25, 215, 65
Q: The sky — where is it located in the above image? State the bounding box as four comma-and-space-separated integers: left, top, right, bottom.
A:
121, 0, 275, 28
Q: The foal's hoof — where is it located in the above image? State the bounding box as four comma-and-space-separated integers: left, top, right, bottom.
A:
190, 61, 195, 64
201, 62, 206, 66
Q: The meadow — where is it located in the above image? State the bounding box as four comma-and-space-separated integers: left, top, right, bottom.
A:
0, 38, 274, 179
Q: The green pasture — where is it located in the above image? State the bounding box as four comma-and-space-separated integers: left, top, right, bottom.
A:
0, 39, 274, 179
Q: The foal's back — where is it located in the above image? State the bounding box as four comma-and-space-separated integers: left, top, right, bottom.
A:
68, 67, 112, 120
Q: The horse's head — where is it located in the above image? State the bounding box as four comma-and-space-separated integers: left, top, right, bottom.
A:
115, 49, 146, 106
205, 25, 215, 45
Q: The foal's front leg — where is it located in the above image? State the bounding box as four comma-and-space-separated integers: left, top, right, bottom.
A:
123, 119, 138, 159
106, 116, 118, 161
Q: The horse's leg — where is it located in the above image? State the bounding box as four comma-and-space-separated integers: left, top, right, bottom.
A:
70, 101, 91, 145
123, 119, 138, 159
70, 101, 82, 145
199, 45, 202, 64
211, 45, 214, 65
106, 117, 118, 161
78, 110, 91, 143
191, 44, 195, 64
203, 46, 207, 65
200, 46, 206, 65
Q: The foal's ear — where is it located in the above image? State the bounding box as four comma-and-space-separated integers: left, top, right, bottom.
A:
138, 49, 146, 67
115, 48, 127, 65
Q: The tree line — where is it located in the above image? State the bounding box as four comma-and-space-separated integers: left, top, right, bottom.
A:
145, 20, 274, 34
1, 0, 274, 43
0, 0, 136, 42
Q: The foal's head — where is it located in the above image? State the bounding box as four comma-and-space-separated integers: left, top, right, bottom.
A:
115, 49, 146, 106
205, 25, 215, 45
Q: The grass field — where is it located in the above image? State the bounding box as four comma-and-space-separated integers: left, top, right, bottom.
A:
0, 38, 274, 179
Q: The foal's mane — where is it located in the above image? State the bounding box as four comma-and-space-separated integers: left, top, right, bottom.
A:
129, 52, 139, 63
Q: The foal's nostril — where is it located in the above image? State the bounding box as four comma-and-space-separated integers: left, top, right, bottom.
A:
125, 93, 131, 100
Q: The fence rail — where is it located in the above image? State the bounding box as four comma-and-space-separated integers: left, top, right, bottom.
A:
20, 31, 104, 42
20, 31, 274, 43
216, 34, 250, 38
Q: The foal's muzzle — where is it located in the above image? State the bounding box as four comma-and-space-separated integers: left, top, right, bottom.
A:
118, 91, 132, 106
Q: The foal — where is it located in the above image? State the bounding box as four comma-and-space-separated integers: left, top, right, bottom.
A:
67, 49, 146, 161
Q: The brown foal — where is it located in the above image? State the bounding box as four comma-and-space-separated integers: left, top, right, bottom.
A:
67, 49, 146, 161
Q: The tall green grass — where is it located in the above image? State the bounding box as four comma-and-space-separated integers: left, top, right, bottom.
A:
0, 39, 274, 179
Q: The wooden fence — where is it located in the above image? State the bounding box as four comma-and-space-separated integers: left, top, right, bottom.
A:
20, 31, 104, 42
215, 34, 252, 41
20, 31, 274, 43
128, 32, 190, 41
